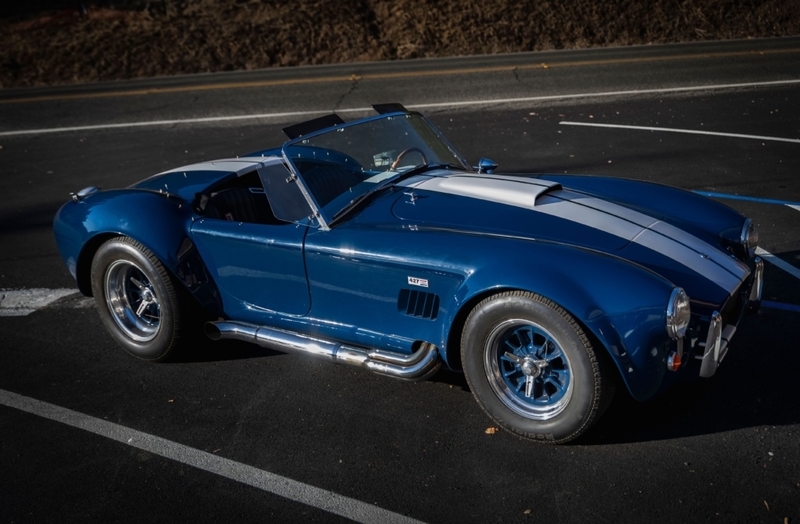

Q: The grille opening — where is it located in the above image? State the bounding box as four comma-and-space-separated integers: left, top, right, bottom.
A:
398, 289, 440, 320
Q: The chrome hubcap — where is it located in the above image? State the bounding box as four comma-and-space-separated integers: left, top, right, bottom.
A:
104, 260, 161, 342
484, 319, 573, 420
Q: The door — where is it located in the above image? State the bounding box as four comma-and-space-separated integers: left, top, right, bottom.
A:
190, 161, 316, 318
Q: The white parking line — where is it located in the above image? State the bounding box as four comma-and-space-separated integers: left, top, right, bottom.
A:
0, 389, 426, 524
789, 204, 800, 213
559, 121, 800, 144
1, 79, 799, 137
756, 248, 800, 281
0, 288, 79, 316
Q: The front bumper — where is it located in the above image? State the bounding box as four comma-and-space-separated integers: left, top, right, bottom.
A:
695, 257, 763, 377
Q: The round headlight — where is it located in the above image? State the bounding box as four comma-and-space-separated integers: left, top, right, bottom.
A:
666, 288, 691, 340
740, 218, 758, 259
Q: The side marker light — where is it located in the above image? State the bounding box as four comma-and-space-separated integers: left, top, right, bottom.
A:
667, 351, 682, 372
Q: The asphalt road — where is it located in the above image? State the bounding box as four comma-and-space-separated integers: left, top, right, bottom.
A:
1, 37, 799, 523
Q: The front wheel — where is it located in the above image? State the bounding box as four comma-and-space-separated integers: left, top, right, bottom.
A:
90, 236, 191, 362
461, 291, 614, 443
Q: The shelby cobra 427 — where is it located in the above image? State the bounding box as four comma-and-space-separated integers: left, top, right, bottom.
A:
54, 105, 763, 443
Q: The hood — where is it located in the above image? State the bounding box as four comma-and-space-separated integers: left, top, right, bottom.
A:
393, 172, 750, 302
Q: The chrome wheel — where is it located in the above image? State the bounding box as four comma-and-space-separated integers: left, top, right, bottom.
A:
91, 237, 195, 362
104, 260, 161, 342
461, 291, 613, 443
484, 319, 572, 420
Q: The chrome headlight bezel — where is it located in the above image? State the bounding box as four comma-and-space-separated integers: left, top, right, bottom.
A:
740, 218, 758, 259
666, 288, 691, 340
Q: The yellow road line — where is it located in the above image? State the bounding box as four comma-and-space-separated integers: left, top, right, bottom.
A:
2, 47, 798, 105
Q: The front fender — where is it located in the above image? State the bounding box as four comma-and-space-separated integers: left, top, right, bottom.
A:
53, 189, 221, 315
442, 237, 676, 401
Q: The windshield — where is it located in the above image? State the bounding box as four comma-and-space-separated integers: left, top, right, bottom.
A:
282, 112, 469, 226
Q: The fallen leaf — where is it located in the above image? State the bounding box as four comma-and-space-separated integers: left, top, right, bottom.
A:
485, 427, 499, 435
764, 500, 769, 511
167, 399, 174, 403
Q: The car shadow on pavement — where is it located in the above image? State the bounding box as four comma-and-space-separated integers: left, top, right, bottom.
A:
168, 337, 284, 364
163, 303, 798, 445
171, 336, 474, 395
578, 308, 799, 445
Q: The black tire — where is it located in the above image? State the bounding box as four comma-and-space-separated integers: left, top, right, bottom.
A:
461, 291, 614, 443
90, 236, 191, 362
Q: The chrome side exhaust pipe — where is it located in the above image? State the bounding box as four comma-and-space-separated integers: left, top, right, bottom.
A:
205, 321, 441, 382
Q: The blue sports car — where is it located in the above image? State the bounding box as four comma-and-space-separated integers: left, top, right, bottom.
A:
54, 105, 763, 443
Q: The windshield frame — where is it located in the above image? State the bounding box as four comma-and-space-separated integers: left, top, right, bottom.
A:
280, 111, 470, 230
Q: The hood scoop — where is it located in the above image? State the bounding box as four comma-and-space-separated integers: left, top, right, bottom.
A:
392, 174, 647, 252
409, 174, 561, 211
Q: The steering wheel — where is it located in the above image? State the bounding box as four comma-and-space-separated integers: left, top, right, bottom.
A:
391, 147, 428, 170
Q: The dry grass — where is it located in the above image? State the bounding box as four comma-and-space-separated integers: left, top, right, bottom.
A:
1, 0, 798, 88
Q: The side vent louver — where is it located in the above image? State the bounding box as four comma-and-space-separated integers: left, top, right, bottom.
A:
398, 289, 440, 320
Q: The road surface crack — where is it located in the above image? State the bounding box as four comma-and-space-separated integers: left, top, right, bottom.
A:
334, 74, 362, 111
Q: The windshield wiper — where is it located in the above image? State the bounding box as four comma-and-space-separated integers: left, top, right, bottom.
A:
330, 163, 453, 226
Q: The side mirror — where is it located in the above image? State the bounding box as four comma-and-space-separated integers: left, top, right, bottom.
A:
474, 158, 498, 174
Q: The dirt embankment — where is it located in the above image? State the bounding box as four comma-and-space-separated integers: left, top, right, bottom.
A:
1, 0, 798, 89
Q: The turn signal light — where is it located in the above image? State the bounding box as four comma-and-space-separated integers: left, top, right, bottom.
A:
667, 351, 682, 372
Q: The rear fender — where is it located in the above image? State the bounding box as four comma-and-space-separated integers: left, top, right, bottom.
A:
54, 189, 222, 315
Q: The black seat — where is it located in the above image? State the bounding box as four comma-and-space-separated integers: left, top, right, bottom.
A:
205, 187, 282, 225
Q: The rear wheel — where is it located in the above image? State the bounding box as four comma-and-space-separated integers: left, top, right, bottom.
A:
90, 237, 190, 362
461, 291, 614, 443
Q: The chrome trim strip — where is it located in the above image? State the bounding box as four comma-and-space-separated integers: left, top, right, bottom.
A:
71, 186, 99, 202
205, 321, 441, 382
749, 257, 764, 302
698, 311, 736, 378
279, 147, 329, 230
741, 218, 757, 258
699, 312, 723, 378
717, 324, 736, 366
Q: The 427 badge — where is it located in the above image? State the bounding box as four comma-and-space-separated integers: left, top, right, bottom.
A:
408, 276, 429, 288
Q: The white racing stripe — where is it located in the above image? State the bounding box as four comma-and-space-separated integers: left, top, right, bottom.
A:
0, 389, 425, 524
559, 193, 750, 290
417, 174, 747, 293
632, 229, 744, 292
538, 193, 747, 292
649, 220, 749, 281
157, 156, 284, 176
